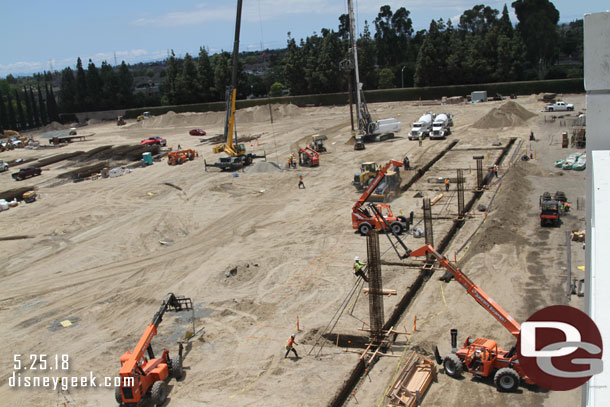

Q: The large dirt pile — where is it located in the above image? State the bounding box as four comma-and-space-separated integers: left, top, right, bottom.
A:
459, 161, 532, 265
472, 101, 536, 129
133, 104, 302, 129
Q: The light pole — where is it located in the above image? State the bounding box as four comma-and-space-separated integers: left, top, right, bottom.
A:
401, 66, 406, 88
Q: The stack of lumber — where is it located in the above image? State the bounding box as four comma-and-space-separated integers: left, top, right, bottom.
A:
571, 230, 585, 242
387, 352, 437, 407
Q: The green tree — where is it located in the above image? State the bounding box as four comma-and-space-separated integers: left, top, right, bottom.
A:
46, 83, 60, 122
176, 53, 199, 104
164, 50, 179, 104
100, 61, 119, 110
358, 20, 378, 89
75, 57, 88, 110
512, 0, 560, 79
29, 87, 40, 127
23, 86, 34, 128
14, 90, 26, 130
458, 4, 499, 35
59, 67, 77, 113
284, 36, 307, 95
0, 93, 7, 132
86, 59, 103, 111
38, 85, 48, 124
197, 47, 214, 102
377, 68, 395, 89
213, 52, 231, 100
6, 91, 17, 130
269, 82, 283, 97
374, 6, 413, 68
117, 61, 134, 108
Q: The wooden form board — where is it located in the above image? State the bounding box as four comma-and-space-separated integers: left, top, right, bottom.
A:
387, 352, 437, 407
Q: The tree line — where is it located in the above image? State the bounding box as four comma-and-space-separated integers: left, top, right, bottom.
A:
0, 0, 583, 132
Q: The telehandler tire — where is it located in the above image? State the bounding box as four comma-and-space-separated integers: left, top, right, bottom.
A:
170, 355, 184, 380
151, 380, 168, 406
115, 386, 123, 404
494, 367, 520, 392
358, 223, 371, 236
390, 222, 404, 235
443, 354, 463, 378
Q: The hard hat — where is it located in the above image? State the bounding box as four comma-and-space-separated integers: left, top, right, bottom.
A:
354, 256, 359, 261
291, 334, 296, 338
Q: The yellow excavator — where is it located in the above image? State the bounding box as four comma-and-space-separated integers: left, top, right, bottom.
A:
204, 0, 265, 171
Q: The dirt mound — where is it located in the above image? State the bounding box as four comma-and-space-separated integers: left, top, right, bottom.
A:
132, 104, 302, 129
472, 101, 536, 129
244, 161, 282, 174
41, 121, 66, 131
459, 161, 532, 265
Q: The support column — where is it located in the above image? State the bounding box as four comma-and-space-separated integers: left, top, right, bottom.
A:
473, 155, 484, 191
366, 230, 384, 341
423, 198, 434, 263
457, 168, 465, 218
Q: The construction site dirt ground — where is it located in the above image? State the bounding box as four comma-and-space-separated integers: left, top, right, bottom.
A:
0, 94, 586, 406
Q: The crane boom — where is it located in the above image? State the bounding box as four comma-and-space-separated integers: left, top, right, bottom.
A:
407, 245, 521, 338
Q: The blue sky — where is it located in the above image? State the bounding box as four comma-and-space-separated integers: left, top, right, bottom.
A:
1, 0, 604, 77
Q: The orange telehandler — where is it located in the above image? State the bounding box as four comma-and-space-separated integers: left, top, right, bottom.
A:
352, 159, 409, 236
404, 245, 535, 391
116, 293, 193, 406
168, 149, 198, 165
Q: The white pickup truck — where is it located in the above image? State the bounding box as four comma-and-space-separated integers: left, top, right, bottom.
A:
545, 101, 574, 112
0, 160, 8, 172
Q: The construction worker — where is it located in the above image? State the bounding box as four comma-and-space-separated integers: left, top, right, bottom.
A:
353, 256, 368, 282
287, 156, 292, 169
418, 134, 423, 147
177, 144, 182, 150
298, 175, 305, 189
403, 156, 410, 170
493, 164, 498, 177
563, 202, 571, 212
445, 178, 450, 192
285, 334, 299, 359
291, 153, 297, 168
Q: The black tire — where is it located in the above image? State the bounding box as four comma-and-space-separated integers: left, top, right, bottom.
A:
443, 354, 463, 378
150, 380, 168, 406
548, 108, 553, 112
494, 367, 520, 392
568, 107, 574, 111
170, 356, 184, 380
115, 386, 123, 405
390, 222, 404, 235
358, 223, 371, 236
245, 155, 253, 165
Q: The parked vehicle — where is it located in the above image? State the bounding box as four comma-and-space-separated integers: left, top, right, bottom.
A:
0, 159, 8, 172
408, 113, 434, 140
12, 166, 42, 181
545, 101, 574, 112
189, 129, 207, 136
430, 113, 452, 139
140, 137, 167, 147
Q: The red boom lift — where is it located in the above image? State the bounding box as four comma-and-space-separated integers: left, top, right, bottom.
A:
116, 293, 193, 406
352, 159, 409, 236
405, 245, 535, 391
298, 147, 320, 167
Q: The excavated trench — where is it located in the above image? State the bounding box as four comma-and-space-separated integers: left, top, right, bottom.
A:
329, 137, 516, 407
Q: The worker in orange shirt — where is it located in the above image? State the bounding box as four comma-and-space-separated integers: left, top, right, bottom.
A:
298, 175, 305, 189
285, 334, 299, 359
445, 178, 450, 192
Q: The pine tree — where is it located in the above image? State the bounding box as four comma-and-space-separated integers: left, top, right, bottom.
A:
75, 57, 88, 111
284, 37, 306, 95
6, 91, 17, 130
100, 61, 119, 110
46, 83, 60, 122
29, 87, 40, 127
14, 90, 26, 130
176, 53, 199, 104
60, 67, 77, 113
38, 85, 48, 125
0, 92, 8, 132
117, 61, 134, 108
213, 52, 232, 100
197, 47, 214, 102
23, 86, 34, 129
358, 21, 378, 90
86, 59, 103, 111
164, 50, 179, 104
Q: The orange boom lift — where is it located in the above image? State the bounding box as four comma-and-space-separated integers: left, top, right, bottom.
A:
405, 245, 535, 391
116, 293, 193, 406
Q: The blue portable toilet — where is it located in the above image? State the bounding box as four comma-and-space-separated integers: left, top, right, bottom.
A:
142, 152, 153, 165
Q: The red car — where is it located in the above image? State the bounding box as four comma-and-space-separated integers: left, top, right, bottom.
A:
12, 166, 42, 181
189, 129, 207, 136
140, 136, 167, 147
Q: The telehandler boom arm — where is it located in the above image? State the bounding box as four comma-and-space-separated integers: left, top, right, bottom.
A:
406, 245, 521, 338
353, 160, 403, 211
